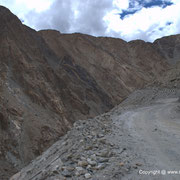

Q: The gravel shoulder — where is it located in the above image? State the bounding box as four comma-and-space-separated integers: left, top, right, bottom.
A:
111, 97, 180, 180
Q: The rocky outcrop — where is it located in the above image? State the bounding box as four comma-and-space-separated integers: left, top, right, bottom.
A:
153, 34, 180, 64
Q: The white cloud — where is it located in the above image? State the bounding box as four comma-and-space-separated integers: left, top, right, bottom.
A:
0, 0, 54, 21
0, 0, 180, 42
113, 0, 129, 10
15, 0, 53, 12
23, 0, 113, 36
104, 0, 180, 42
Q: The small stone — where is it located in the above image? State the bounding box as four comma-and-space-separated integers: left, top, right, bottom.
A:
75, 167, 84, 171
94, 163, 106, 170
78, 160, 88, 167
85, 173, 92, 179
66, 153, 73, 159
90, 154, 96, 160
98, 157, 109, 163
97, 134, 104, 138
94, 144, 99, 148
51, 165, 59, 173
125, 168, 129, 172
75, 172, 80, 176
109, 142, 114, 147
85, 146, 93, 150
62, 141, 68, 146
52, 169, 59, 174
66, 167, 75, 171
87, 158, 97, 166
135, 163, 142, 166
153, 128, 157, 132
87, 135, 93, 139
92, 131, 97, 136
81, 157, 86, 160
75, 166, 85, 176
61, 169, 72, 177
119, 162, 124, 166
86, 165, 92, 170
99, 138, 106, 144
97, 150, 111, 157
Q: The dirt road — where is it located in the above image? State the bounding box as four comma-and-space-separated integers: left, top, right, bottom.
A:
113, 98, 180, 180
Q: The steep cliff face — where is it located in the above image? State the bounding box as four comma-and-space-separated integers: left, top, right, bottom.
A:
39, 31, 169, 104
0, 6, 113, 179
0, 6, 177, 180
153, 34, 180, 64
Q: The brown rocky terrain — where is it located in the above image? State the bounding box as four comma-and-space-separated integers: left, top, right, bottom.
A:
0, 5, 180, 180
154, 34, 180, 65
0, 6, 113, 179
39, 30, 169, 104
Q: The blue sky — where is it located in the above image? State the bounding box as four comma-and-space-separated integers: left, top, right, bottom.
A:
120, 0, 173, 19
0, 0, 179, 42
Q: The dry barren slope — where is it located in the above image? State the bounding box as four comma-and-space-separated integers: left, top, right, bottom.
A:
0, 6, 113, 179
39, 30, 169, 104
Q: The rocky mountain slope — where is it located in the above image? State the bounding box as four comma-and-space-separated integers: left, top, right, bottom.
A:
0, 6, 113, 179
154, 34, 180, 65
39, 30, 169, 104
0, 5, 180, 180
